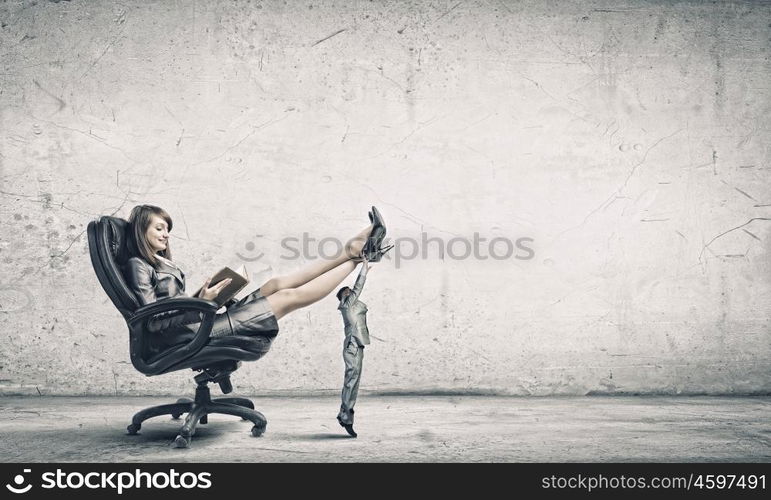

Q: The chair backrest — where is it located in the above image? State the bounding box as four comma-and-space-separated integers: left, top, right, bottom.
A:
87, 216, 141, 319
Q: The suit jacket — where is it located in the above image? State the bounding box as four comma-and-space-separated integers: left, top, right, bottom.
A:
337, 264, 370, 346
123, 255, 204, 336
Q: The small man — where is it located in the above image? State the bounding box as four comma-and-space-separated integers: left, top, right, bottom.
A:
335, 205, 391, 437
335, 257, 372, 438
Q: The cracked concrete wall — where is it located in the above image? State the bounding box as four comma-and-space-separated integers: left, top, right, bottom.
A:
1, 0, 769, 396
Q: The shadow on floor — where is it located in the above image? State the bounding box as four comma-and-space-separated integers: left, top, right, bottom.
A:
298, 433, 355, 440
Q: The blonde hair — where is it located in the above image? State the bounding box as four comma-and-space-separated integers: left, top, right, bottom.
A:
127, 204, 173, 268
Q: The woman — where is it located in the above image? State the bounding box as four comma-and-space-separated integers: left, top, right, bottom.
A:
123, 204, 387, 356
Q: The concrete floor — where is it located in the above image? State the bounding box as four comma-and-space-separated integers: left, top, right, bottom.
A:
0, 395, 769, 462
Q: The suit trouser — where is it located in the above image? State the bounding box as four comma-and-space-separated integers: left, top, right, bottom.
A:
338, 336, 364, 425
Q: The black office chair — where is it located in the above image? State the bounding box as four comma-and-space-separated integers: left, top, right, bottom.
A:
87, 215, 272, 448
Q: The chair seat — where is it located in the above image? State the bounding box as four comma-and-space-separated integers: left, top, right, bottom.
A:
148, 334, 275, 371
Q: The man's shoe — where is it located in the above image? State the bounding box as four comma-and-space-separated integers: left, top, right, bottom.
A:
337, 415, 358, 437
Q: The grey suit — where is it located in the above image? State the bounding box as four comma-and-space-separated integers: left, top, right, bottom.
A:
337, 264, 369, 426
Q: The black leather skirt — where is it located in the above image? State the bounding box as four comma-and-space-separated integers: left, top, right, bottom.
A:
147, 289, 279, 359
209, 288, 280, 338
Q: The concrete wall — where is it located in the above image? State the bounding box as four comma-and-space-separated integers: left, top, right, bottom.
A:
1, 0, 769, 396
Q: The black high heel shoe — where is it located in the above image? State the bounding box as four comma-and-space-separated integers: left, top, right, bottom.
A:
362, 206, 386, 260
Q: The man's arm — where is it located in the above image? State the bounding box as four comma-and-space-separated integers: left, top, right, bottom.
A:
348, 262, 369, 301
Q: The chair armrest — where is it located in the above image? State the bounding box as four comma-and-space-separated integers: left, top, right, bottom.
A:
128, 297, 220, 375
130, 297, 220, 323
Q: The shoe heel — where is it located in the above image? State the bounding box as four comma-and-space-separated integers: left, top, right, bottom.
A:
369, 244, 394, 262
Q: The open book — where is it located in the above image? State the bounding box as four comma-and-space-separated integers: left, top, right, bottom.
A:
191, 264, 250, 307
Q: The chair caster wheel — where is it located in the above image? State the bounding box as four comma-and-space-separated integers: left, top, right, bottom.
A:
172, 435, 190, 448
251, 424, 266, 437
171, 413, 182, 420
127, 423, 140, 435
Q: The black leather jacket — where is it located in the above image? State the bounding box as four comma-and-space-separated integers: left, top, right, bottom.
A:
123, 256, 204, 334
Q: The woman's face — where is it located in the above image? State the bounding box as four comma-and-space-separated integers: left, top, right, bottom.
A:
145, 214, 169, 254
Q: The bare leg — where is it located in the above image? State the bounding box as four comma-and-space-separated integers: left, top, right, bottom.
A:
259, 224, 372, 297
266, 260, 358, 320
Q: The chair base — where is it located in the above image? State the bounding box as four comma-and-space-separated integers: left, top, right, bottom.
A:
126, 381, 266, 448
